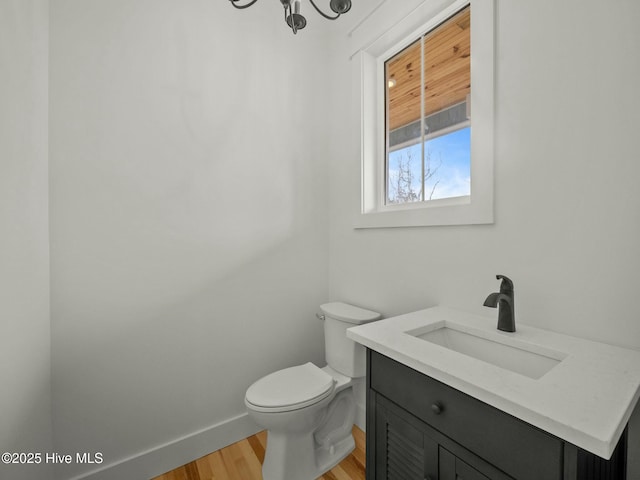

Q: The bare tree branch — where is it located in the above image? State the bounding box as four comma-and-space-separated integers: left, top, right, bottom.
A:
389, 146, 442, 203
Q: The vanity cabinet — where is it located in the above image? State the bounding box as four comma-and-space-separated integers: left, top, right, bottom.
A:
366, 350, 628, 480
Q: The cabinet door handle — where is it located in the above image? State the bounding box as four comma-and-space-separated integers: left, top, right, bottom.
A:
431, 402, 444, 415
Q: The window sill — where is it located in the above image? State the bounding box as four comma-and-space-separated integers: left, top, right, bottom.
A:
354, 196, 493, 228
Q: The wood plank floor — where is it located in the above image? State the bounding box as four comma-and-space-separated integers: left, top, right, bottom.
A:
152, 426, 366, 480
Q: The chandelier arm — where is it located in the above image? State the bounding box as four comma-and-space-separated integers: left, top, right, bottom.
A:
229, 0, 259, 9
283, 4, 298, 34
307, 0, 340, 20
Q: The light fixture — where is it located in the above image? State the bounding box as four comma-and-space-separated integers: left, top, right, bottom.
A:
229, 0, 352, 35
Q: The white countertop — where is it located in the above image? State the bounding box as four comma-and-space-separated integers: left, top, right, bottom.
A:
347, 306, 640, 459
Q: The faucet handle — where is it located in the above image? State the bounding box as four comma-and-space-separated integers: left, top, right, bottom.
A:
496, 274, 513, 292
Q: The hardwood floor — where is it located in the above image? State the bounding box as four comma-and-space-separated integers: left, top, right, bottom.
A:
152, 426, 366, 480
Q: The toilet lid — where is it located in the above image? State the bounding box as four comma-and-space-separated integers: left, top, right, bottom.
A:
245, 363, 335, 412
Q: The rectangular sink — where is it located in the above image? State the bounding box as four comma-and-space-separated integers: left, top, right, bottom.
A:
407, 321, 567, 379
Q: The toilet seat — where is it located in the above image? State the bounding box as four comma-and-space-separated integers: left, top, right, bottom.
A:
245, 363, 335, 413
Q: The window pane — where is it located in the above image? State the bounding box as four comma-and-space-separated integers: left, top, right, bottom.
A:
386, 38, 422, 135
387, 143, 422, 204
424, 127, 470, 200
423, 7, 470, 201
385, 37, 423, 205
423, 6, 470, 119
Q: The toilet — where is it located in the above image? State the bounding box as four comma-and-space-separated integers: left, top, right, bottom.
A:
245, 302, 381, 480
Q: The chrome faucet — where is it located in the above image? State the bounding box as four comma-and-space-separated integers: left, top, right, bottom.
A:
483, 274, 515, 332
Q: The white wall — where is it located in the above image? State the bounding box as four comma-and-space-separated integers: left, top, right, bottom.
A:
0, 1, 53, 479
328, 0, 640, 475
49, 1, 330, 478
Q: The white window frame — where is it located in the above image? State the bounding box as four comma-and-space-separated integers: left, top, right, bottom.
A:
355, 0, 494, 228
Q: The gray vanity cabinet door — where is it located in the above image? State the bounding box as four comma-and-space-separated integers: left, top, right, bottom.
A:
439, 447, 491, 480
375, 399, 438, 480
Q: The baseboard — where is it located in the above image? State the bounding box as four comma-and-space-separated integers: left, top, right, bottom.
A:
65, 404, 366, 480
68, 413, 261, 480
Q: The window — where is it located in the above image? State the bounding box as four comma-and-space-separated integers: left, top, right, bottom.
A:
356, 0, 494, 228
386, 7, 470, 205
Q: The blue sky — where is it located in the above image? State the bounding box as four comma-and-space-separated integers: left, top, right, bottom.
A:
388, 127, 470, 202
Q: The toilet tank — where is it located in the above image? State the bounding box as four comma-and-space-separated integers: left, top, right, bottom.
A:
319, 302, 381, 378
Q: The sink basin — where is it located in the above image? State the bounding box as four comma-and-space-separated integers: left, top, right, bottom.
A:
407, 321, 567, 379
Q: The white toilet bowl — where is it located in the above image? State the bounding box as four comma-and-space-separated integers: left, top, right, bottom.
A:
245, 363, 356, 480
245, 303, 381, 480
